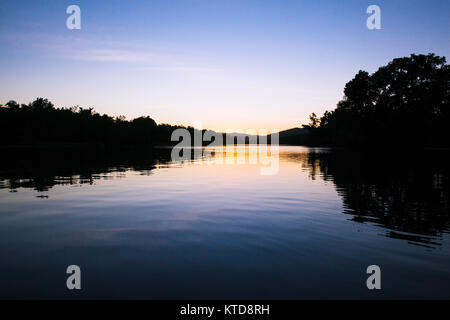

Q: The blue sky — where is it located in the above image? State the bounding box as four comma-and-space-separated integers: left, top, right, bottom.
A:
0, 0, 449, 131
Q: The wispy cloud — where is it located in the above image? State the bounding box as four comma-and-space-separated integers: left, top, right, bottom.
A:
138, 65, 226, 74
1, 32, 158, 62
71, 48, 149, 62
0, 31, 231, 76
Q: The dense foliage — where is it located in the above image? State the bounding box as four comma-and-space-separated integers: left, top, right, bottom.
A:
303, 54, 450, 147
0, 98, 184, 146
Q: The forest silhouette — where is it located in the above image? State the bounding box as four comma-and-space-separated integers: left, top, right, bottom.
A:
0, 98, 184, 147
1, 53, 449, 148
302, 53, 450, 147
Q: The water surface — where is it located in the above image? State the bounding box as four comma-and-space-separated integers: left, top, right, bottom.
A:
0, 146, 449, 299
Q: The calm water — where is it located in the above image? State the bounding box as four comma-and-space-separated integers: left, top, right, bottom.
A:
0, 146, 449, 299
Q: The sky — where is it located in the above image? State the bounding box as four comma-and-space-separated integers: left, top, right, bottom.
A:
0, 0, 449, 132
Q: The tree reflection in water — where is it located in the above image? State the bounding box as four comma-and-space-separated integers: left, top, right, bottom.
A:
1, 146, 448, 248
304, 150, 450, 247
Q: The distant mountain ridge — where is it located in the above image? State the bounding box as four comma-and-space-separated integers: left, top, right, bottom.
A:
278, 127, 308, 137
216, 128, 309, 145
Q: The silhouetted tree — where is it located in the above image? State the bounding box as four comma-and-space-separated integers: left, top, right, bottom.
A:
30, 97, 55, 110
304, 54, 450, 147
0, 97, 183, 147
6, 100, 19, 110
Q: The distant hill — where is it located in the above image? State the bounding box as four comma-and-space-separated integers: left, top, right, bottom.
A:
278, 128, 308, 138
219, 128, 309, 145
275, 128, 309, 145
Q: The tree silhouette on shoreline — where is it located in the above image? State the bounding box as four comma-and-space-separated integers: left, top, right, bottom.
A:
303, 53, 450, 147
0, 98, 186, 147
2, 53, 449, 149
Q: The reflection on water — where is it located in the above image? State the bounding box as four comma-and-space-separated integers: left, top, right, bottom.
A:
0, 146, 449, 299
305, 151, 450, 248
0, 147, 171, 191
